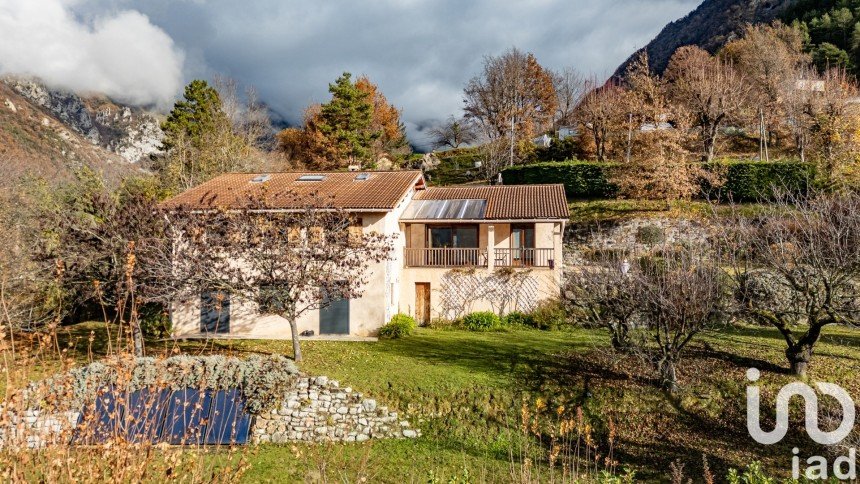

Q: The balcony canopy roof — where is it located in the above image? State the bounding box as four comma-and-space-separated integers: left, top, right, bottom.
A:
401, 199, 487, 220
402, 184, 568, 221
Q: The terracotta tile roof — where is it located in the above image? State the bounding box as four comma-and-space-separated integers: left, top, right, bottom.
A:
413, 184, 568, 220
161, 171, 425, 211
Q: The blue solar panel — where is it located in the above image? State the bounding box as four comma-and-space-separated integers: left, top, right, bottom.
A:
124, 388, 170, 443
205, 388, 251, 445
74, 386, 121, 444
74, 387, 251, 446
163, 388, 213, 445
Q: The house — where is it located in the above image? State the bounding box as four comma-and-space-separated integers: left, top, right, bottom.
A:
162, 171, 568, 339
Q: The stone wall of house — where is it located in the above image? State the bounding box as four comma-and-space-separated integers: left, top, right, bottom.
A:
252, 375, 419, 443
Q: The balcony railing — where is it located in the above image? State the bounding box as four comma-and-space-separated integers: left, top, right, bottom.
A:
493, 248, 555, 268
404, 248, 488, 267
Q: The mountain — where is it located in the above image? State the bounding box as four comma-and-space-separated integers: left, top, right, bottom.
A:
614, 0, 797, 78
3, 77, 163, 163
0, 79, 146, 186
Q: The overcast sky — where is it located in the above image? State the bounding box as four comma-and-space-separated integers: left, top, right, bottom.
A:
1, 0, 702, 147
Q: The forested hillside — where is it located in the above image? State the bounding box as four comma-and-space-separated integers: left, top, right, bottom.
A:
783, 0, 860, 73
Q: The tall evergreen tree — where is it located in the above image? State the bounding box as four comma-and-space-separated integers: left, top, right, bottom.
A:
317, 73, 379, 167
158, 80, 246, 192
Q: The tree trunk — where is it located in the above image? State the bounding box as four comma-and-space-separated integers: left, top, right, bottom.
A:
786, 343, 813, 377
658, 358, 679, 392
130, 320, 144, 357
288, 317, 303, 362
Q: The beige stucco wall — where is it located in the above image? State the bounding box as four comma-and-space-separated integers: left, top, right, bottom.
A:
399, 267, 561, 322
170, 208, 405, 339
398, 221, 565, 322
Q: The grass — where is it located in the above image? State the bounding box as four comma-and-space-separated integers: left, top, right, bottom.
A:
29, 322, 860, 481
568, 199, 771, 225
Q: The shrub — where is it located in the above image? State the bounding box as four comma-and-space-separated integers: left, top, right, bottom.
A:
501, 311, 534, 328
530, 299, 567, 330
139, 303, 171, 339
635, 225, 666, 245
501, 159, 816, 202
428, 316, 455, 329
501, 161, 617, 199
460, 311, 502, 331
378, 313, 417, 339
35, 355, 298, 415
704, 160, 817, 202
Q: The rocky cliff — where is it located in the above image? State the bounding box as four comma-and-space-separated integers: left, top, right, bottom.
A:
3, 77, 163, 163
614, 0, 797, 78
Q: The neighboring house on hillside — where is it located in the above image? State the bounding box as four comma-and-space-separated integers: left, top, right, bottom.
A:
162, 171, 568, 339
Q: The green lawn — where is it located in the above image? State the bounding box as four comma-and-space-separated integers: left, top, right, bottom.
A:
42, 323, 860, 482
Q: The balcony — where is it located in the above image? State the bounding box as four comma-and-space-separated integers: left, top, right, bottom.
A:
403, 248, 555, 269
493, 248, 555, 268
404, 248, 488, 267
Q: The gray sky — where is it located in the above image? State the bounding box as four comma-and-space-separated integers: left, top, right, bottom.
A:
1, 0, 702, 147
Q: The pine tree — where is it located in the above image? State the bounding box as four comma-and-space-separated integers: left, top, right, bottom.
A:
317, 73, 379, 167
158, 80, 246, 191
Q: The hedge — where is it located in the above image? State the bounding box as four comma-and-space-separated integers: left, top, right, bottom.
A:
703, 160, 817, 202
501, 160, 817, 201
501, 161, 617, 198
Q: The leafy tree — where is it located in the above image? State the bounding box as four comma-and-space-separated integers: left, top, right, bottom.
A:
157, 80, 248, 192
355, 76, 411, 163
278, 73, 407, 170
317, 72, 379, 167
463, 48, 557, 154
664, 46, 752, 162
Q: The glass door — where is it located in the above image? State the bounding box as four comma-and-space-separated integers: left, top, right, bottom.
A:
511, 224, 535, 266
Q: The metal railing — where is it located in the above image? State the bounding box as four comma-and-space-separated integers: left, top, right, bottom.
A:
404, 248, 488, 267
493, 248, 555, 268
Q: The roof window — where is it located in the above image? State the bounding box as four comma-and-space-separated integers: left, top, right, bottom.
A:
297, 174, 326, 182
354, 173, 371, 181
250, 174, 271, 183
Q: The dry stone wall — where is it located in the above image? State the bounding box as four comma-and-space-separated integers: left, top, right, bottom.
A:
252, 375, 419, 443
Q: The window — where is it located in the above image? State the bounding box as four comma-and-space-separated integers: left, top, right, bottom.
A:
348, 217, 364, 246
250, 174, 271, 183
428, 225, 479, 248
297, 174, 326, 182
200, 290, 230, 334
511, 224, 536, 266
354, 173, 371, 181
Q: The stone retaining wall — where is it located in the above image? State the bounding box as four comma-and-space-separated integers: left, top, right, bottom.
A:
252, 376, 419, 443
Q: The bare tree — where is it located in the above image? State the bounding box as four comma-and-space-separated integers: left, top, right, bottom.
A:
159, 194, 392, 362
213, 75, 274, 151
664, 46, 752, 162
464, 48, 558, 143
575, 80, 629, 162
721, 193, 860, 376
567, 244, 727, 391
636, 248, 727, 391
428, 116, 479, 150
564, 254, 640, 350
553, 67, 587, 129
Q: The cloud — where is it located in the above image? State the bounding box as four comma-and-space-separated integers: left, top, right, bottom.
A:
0, 0, 184, 107
2, 0, 702, 148
108, 0, 699, 148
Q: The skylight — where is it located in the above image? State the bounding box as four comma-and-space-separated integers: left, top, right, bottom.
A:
354, 173, 371, 181
250, 174, 271, 183
297, 174, 326, 182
